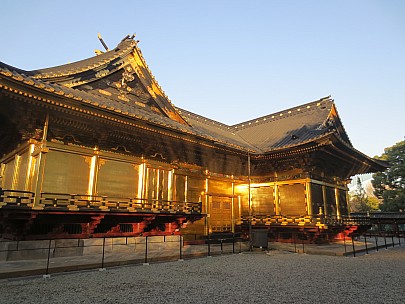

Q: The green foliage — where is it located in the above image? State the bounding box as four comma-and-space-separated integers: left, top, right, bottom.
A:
372, 140, 405, 212
349, 177, 379, 212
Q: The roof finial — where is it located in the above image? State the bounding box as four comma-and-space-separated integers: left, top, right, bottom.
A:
97, 33, 109, 51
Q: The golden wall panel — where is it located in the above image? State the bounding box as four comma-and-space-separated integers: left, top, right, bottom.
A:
97, 159, 139, 198
29, 156, 38, 193
187, 176, 205, 189
311, 183, 324, 215
15, 151, 29, 191
187, 177, 205, 202
238, 193, 249, 217
210, 196, 232, 232
42, 151, 89, 194
0, 163, 4, 188
173, 174, 186, 202
2, 158, 15, 189
251, 186, 275, 216
145, 168, 170, 201
233, 182, 248, 218
325, 186, 337, 215
233, 182, 247, 196
208, 179, 232, 195
279, 183, 306, 216
338, 189, 348, 216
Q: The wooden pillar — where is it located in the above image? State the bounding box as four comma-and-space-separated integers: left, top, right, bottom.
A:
87, 149, 99, 196
33, 114, 49, 210
24, 144, 36, 191
137, 161, 145, 203
322, 185, 327, 216
184, 175, 188, 203
335, 188, 340, 219
141, 160, 147, 202
168, 170, 173, 202
274, 184, 280, 215
306, 181, 312, 217
205, 175, 210, 235
231, 182, 235, 233
345, 181, 351, 213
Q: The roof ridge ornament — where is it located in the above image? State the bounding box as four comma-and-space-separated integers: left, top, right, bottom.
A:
98, 33, 109, 51
121, 34, 137, 42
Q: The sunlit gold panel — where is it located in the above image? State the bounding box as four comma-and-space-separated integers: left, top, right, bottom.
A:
279, 183, 306, 216
15, 151, 29, 191
173, 174, 186, 202
28, 156, 38, 193
97, 159, 139, 198
208, 179, 232, 195
42, 151, 89, 194
233, 182, 247, 196
158, 169, 169, 201
145, 168, 156, 200
187, 177, 205, 203
210, 196, 232, 232
233, 182, 249, 217
0, 164, 5, 188
145, 168, 170, 201
251, 186, 275, 216
2, 159, 15, 189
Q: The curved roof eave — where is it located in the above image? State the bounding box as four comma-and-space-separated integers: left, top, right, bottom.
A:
12, 36, 188, 126
28, 39, 136, 80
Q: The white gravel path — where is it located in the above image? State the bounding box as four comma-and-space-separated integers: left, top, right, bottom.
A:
1, 247, 404, 304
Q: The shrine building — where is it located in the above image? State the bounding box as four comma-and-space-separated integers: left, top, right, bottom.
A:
0, 35, 386, 241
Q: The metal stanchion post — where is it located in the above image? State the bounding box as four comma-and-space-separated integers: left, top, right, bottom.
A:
375, 235, 379, 252
343, 235, 347, 256
364, 234, 368, 254
44, 239, 52, 278
352, 235, 356, 257
100, 237, 106, 271
208, 234, 211, 257
294, 234, 297, 254
384, 234, 388, 249
144, 236, 149, 265
232, 233, 235, 254
301, 234, 305, 254
179, 235, 183, 261
391, 234, 395, 248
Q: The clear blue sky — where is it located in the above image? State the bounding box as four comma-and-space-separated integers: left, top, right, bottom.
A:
1, 0, 404, 158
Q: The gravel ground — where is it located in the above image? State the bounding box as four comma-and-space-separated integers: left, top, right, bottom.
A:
0, 247, 404, 304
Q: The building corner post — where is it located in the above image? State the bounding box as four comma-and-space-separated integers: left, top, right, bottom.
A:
32, 114, 49, 210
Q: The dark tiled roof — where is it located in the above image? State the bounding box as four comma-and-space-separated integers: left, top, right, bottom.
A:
177, 108, 259, 152
232, 97, 352, 152
28, 39, 136, 80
